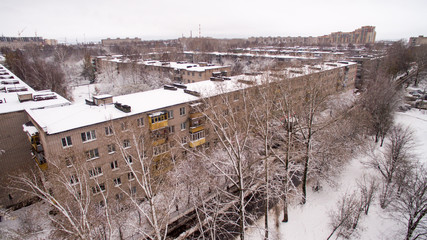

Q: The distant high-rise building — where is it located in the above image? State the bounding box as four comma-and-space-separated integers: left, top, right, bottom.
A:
409, 35, 427, 47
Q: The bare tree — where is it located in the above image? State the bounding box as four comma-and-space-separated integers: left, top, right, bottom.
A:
368, 125, 415, 209
327, 191, 363, 240
391, 164, 427, 240
357, 174, 378, 215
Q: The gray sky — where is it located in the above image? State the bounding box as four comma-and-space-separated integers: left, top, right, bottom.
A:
2, 0, 426, 43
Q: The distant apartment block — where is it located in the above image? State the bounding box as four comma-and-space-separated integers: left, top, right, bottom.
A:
101, 37, 142, 46
22, 61, 357, 204
0, 64, 70, 208
248, 26, 376, 46
409, 35, 427, 47
319, 26, 376, 45
93, 56, 231, 84
0, 36, 58, 49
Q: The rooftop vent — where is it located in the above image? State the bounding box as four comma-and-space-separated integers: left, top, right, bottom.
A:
33, 91, 57, 101
93, 94, 113, 106
184, 89, 201, 97
210, 77, 224, 82
115, 102, 131, 113
1, 80, 19, 84
173, 83, 187, 89
7, 86, 27, 92
17, 92, 33, 102
164, 85, 177, 90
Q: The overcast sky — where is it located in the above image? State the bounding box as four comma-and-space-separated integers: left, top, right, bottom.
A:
1, 0, 426, 43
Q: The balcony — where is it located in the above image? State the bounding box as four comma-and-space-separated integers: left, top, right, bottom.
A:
148, 111, 169, 131
189, 138, 206, 148
190, 125, 204, 133
32, 143, 44, 152
152, 138, 166, 146
189, 112, 203, 119
32, 152, 48, 170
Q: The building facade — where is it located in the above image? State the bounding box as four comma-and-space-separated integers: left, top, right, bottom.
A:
22, 61, 357, 205
0, 64, 70, 208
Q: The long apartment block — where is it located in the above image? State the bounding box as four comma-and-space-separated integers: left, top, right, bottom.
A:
22, 61, 357, 203
0, 64, 70, 208
93, 55, 231, 84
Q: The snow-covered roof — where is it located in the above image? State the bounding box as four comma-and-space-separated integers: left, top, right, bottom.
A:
26, 61, 356, 135
0, 64, 71, 114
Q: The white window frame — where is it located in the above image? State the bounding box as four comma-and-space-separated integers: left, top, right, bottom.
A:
125, 155, 133, 164
113, 177, 122, 187
168, 110, 174, 119
70, 174, 79, 185
180, 107, 186, 116
121, 122, 128, 131
105, 126, 113, 136
65, 156, 74, 168
110, 160, 119, 170
137, 117, 144, 127
153, 143, 169, 156
81, 130, 96, 142
89, 166, 103, 178
168, 125, 175, 133
86, 148, 99, 161
61, 136, 72, 148
107, 143, 116, 153
123, 139, 131, 149
191, 130, 205, 142
128, 172, 135, 181
181, 122, 187, 130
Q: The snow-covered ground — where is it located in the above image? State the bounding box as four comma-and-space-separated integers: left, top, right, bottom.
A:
246, 108, 427, 240
71, 83, 97, 103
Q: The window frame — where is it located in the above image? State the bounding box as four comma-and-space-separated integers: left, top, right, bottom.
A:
81, 130, 96, 142
86, 148, 100, 161
110, 160, 119, 170
180, 107, 186, 116
61, 136, 72, 148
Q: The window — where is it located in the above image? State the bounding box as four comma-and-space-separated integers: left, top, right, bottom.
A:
115, 193, 124, 200
70, 175, 79, 185
121, 122, 128, 131
61, 136, 72, 147
181, 136, 188, 144
125, 155, 133, 164
153, 143, 169, 156
123, 139, 131, 148
180, 107, 186, 116
168, 110, 174, 119
128, 172, 135, 180
191, 131, 205, 142
137, 117, 144, 127
168, 125, 175, 133
199, 73, 202, 77
223, 109, 229, 116
81, 130, 96, 142
92, 183, 106, 194
222, 122, 229, 129
181, 122, 187, 130
113, 177, 122, 186
192, 72, 195, 76
107, 144, 116, 153
86, 148, 99, 160
187, 72, 190, 75
65, 156, 74, 167
234, 93, 239, 101
130, 186, 137, 196
89, 167, 102, 178
105, 126, 113, 136
110, 160, 119, 170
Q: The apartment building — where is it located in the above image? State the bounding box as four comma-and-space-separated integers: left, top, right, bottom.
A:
0, 64, 70, 208
101, 37, 142, 46
22, 61, 356, 205
409, 35, 427, 47
93, 56, 231, 83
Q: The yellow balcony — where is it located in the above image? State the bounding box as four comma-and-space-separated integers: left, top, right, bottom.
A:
34, 155, 48, 171
190, 125, 204, 133
152, 138, 166, 146
189, 138, 206, 148
190, 112, 203, 119
149, 120, 168, 131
